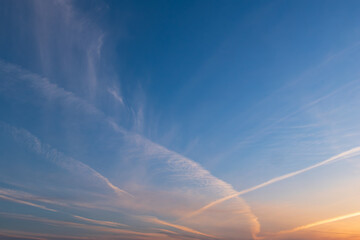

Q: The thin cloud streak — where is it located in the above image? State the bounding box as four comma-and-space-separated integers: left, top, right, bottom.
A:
0, 121, 132, 198
0, 188, 121, 212
0, 60, 100, 115
73, 215, 128, 228
0, 59, 240, 198
0, 188, 68, 207
1, 59, 237, 199
234, 79, 359, 153
0, 194, 57, 212
0, 212, 164, 239
0, 231, 46, 240
143, 216, 217, 239
0, 60, 260, 238
108, 87, 124, 105
277, 211, 360, 235
0, 229, 92, 240
186, 146, 360, 219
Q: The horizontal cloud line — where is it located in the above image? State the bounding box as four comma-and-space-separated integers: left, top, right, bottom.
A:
0, 121, 132, 198
0, 194, 57, 212
72, 215, 128, 228
278, 211, 360, 235
0, 212, 164, 239
185, 146, 360, 219
143, 216, 217, 239
0, 59, 259, 238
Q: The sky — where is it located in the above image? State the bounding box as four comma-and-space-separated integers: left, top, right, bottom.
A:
1, 0, 360, 239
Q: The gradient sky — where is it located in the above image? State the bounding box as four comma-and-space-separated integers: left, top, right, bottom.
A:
1, 0, 360, 239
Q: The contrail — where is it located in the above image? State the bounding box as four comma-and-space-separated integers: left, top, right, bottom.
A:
0, 121, 133, 198
0, 194, 57, 212
185, 146, 360, 219
0, 212, 163, 239
0, 60, 259, 237
143, 216, 217, 239
72, 215, 128, 228
278, 211, 360, 235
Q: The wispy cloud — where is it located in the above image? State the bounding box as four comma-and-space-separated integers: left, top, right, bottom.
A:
0, 61, 266, 238
0, 212, 164, 239
0, 229, 95, 240
30, 0, 106, 98
73, 215, 128, 228
0, 60, 100, 115
0, 59, 260, 238
0, 230, 46, 240
186, 146, 360, 219
108, 87, 124, 105
277, 211, 360, 235
0, 121, 132, 198
0, 194, 56, 212
143, 216, 217, 239
0, 188, 67, 207
0, 60, 236, 198
0, 187, 118, 212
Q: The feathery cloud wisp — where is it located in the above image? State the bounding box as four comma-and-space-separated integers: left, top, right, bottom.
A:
72, 215, 128, 228
0, 60, 259, 238
277, 211, 360, 235
186, 146, 360, 219
0, 121, 132, 198
108, 87, 124, 105
143, 216, 217, 239
0, 194, 57, 212
0, 212, 164, 239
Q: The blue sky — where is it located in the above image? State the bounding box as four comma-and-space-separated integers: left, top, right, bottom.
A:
1, 1, 360, 239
